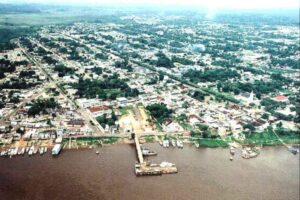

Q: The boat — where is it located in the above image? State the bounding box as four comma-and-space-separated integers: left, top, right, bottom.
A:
52, 144, 62, 155
17, 148, 23, 155
241, 148, 259, 159
33, 146, 38, 154
28, 146, 34, 156
288, 146, 299, 155
20, 147, 25, 155
96, 151, 100, 155
25, 147, 29, 153
177, 140, 183, 148
39, 147, 44, 155
162, 140, 169, 148
230, 156, 234, 161
160, 161, 176, 168
11, 148, 18, 156
142, 149, 157, 156
195, 142, 200, 148
171, 139, 176, 147
44, 147, 48, 153
230, 146, 235, 155
1, 150, 7, 157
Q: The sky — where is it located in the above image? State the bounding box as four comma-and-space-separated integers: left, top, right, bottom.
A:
0, 0, 299, 10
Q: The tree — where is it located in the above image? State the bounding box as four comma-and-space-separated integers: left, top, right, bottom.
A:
146, 103, 173, 123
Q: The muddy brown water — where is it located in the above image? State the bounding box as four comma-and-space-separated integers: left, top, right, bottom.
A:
0, 144, 299, 200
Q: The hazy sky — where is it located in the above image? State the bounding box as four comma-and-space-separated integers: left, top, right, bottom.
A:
1, 0, 299, 9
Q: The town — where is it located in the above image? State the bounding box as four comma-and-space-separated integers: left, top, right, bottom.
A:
0, 11, 299, 171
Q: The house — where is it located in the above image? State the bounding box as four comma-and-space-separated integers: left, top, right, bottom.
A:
162, 120, 184, 133
273, 95, 289, 103
116, 97, 128, 107
188, 114, 205, 125
88, 105, 112, 117
67, 119, 85, 128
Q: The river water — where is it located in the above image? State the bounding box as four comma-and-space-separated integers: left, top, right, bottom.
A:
0, 144, 299, 200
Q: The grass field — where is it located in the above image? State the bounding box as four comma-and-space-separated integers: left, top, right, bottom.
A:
243, 130, 300, 146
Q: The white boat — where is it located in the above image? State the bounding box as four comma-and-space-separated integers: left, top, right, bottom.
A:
33, 146, 38, 154
39, 147, 44, 155
177, 140, 183, 148
0, 150, 7, 156
52, 144, 62, 155
171, 140, 176, 147
11, 148, 18, 156
195, 142, 200, 148
17, 148, 23, 155
25, 147, 29, 153
230, 146, 235, 154
160, 161, 176, 167
20, 147, 25, 155
162, 140, 169, 148
44, 147, 48, 153
28, 146, 34, 156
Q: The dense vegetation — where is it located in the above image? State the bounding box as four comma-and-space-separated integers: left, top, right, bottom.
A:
146, 103, 173, 124
0, 78, 39, 89
183, 69, 240, 83
73, 74, 139, 100
54, 64, 74, 77
96, 112, 117, 127
27, 98, 59, 116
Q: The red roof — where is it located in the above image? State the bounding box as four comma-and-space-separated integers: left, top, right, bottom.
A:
88, 106, 110, 113
274, 95, 287, 101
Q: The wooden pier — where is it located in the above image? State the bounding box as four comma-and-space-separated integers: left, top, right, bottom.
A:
134, 135, 178, 176
134, 135, 144, 164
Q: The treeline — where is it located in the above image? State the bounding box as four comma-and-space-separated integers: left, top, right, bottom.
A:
0, 26, 38, 51
218, 73, 292, 96
183, 68, 240, 83
0, 78, 39, 90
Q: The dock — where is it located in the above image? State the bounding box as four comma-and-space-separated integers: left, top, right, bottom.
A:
134, 135, 177, 176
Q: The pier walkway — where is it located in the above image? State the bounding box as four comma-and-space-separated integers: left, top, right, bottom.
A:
134, 135, 144, 164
